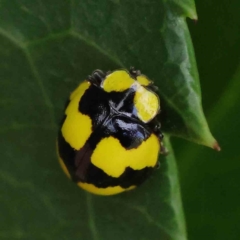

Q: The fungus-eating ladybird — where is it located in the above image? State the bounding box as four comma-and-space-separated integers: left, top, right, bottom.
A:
57, 68, 164, 195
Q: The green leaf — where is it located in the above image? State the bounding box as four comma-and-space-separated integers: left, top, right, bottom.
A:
174, 2, 240, 238
178, 64, 240, 240
0, 0, 212, 239
168, 0, 198, 19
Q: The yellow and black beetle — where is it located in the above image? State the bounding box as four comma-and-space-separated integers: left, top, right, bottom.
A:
57, 68, 164, 195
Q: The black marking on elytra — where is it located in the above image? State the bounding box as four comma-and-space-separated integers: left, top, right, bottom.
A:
58, 130, 78, 181
58, 129, 94, 182
84, 115, 151, 151
62, 115, 151, 182
83, 164, 154, 188
78, 84, 143, 134
75, 143, 93, 180
79, 85, 110, 130
58, 129, 154, 188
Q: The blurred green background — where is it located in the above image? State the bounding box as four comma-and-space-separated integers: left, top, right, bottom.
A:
175, 0, 240, 239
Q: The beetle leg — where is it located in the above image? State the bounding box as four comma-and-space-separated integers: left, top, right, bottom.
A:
87, 69, 106, 86
148, 118, 168, 155
154, 122, 162, 135
156, 131, 168, 155
148, 84, 159, 93
149, 119, 162, 137
155, 161, 160, 169
156, 129, 168, 155
129, 67, 141, 78
160, 141, 168, 155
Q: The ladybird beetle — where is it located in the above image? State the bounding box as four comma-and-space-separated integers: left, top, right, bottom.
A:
57, 68, 164, 195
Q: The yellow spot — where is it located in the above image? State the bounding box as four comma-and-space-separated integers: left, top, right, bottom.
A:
70, 81, 90, 100
56, 143, 71, 179
102, 70, 135, 92
62, 81, 92, 150
134, 85, 160, 123
62, 113, 92, 150
137, 75, 152, 86
78, 182, 135, 195
91, 134, 160, 178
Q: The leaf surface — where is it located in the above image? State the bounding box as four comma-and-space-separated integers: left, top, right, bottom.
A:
0, 0, 211, 239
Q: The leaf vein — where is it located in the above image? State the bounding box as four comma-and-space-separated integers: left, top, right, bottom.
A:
0, 27, 25, 49
70, 31, 124, 68
24, 49, 57, 128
